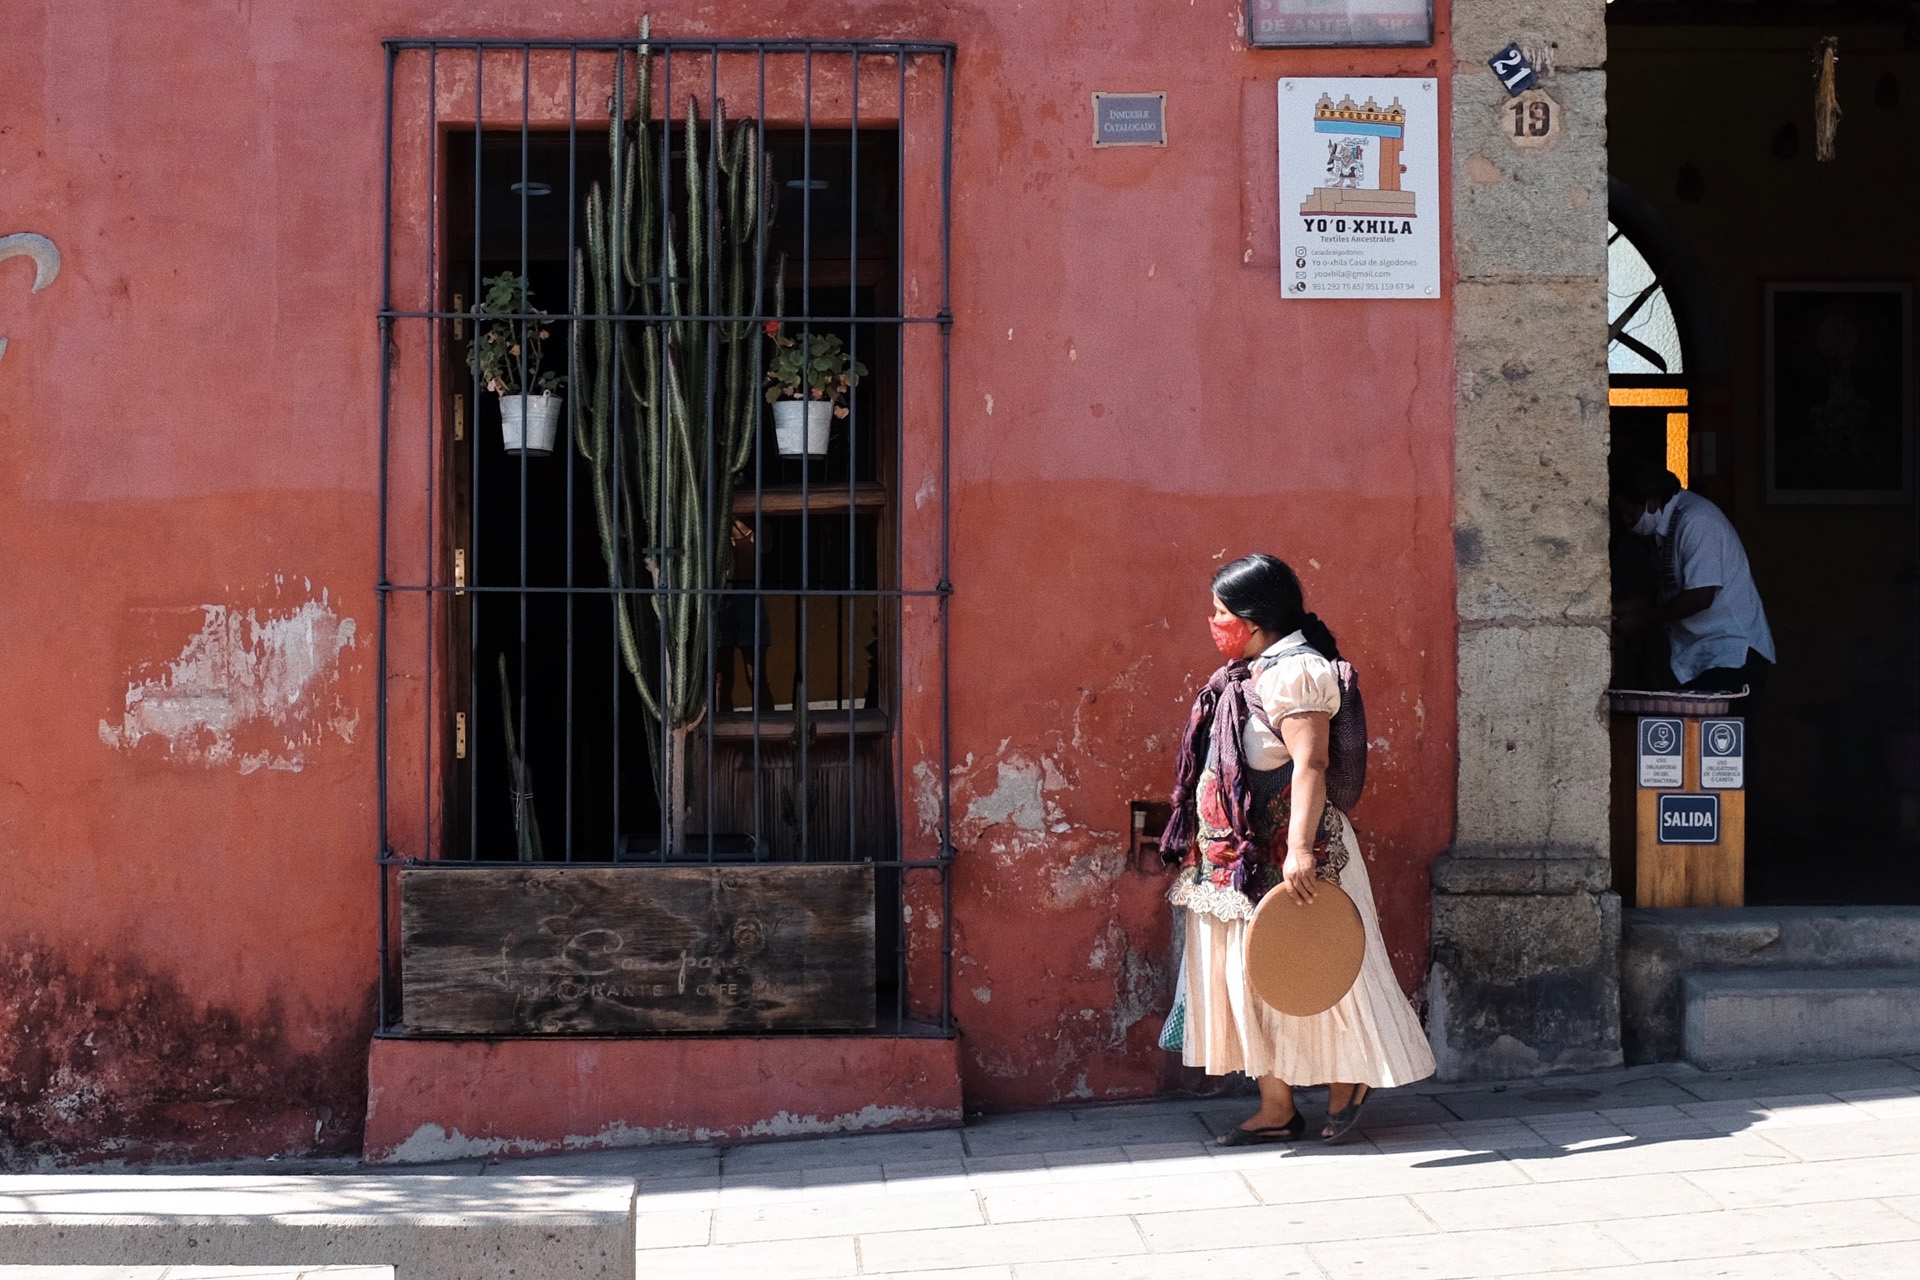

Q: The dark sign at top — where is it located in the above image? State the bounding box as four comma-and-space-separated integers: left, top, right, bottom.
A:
1093, 93, 1167, 147
1247, 0, 1434, 48
1488, 44, 1541, 95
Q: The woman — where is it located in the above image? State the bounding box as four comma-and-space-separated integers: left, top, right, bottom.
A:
1163, 554, 1434, 1144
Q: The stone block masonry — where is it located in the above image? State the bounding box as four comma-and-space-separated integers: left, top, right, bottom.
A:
1429, 0, 1622, 1079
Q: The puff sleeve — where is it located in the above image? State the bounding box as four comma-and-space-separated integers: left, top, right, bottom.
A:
1255, 652, 1341, 721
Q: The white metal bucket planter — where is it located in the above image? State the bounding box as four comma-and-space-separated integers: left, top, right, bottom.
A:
772, 400, 833, 458
500, 392, 563, 455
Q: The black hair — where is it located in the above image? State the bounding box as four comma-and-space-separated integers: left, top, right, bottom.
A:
1211, 553, 1342, 661
1608, 456, 1682, 506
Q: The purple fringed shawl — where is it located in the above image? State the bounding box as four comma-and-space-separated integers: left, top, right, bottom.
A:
1159, 660, 1266, 890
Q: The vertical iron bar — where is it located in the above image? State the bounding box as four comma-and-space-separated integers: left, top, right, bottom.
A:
798, 47, 813, 863
751, 48, 767, 861
704, 49, 719, 863
611, 42, 627, 861
468, 43, 484, 861
657, 47, 673, 862
376, 42, 397, 1031
847, 51, 860, 867
518, 44, 532, 861
938, 47, 956, 1034
423, 44, 439, 873
565, 46, 579, 861
894, 47, 908, 1032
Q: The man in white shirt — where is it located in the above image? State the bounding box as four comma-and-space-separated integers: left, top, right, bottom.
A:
1610, 460, 1776, 694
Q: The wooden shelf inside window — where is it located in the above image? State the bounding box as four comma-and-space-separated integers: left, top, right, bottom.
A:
734, 482, 887, 516
705, 708, 890, 740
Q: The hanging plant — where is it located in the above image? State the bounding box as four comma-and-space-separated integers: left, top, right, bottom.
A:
469, 272, 565, 396
764, 327, 867, 418
471, 272, 567, 454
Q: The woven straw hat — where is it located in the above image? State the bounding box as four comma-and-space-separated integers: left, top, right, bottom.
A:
1245, 879, 1366, 1017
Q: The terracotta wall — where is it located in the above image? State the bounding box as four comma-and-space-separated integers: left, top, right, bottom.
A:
0, 0, 1454, 1161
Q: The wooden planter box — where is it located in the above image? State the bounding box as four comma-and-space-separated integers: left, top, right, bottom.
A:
400, 864, 876, 1034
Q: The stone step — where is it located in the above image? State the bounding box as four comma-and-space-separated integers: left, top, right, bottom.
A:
1622, 905, 1920, 1062
0, 1177, 634, 1280
1682, 967, 1920, 1071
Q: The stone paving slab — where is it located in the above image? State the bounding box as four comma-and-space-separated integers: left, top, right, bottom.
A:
0, 1272, 393, 1279
0, 1177, 633, 1280
27, 1057, 1920, 1279
1810, 1240, 1920, 1279
602, 1057, 1920, 1278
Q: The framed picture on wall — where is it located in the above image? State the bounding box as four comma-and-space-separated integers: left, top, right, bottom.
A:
1765, 282, 1913, 504
1245, 1, 1433, 48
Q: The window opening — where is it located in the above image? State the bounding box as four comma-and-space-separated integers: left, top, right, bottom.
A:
1610, 221, 1690, 487
376, 35, 956, 1036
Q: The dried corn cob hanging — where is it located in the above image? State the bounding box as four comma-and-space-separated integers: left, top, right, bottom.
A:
1814, 37, 1841, 163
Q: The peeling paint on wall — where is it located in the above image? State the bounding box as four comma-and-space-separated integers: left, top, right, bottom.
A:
379, 1102, 962, 1164
965, 759, 1046, 834
97, 586, 358, 773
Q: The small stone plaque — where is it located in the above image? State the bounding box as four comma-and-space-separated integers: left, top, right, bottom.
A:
1502, 87, 1561, 150
1093, 92, 1167, 147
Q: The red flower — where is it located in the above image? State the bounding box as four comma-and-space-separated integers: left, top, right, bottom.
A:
763, 320, 781, 335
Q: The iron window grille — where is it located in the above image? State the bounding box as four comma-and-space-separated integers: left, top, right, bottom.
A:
375, 33, 956, 1035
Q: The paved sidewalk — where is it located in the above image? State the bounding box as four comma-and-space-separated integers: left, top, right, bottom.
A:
97, 1055, 1920, 1278
439, 1053, 1920, 1279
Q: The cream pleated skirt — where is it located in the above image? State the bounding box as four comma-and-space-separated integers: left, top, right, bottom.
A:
1178, 813, 1436, 1086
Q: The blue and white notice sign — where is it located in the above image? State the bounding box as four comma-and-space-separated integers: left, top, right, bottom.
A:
1638, 717, 1684, 788
1658, 793, 1721, 844
1279, 77, 1440, 299
1700, 718, 1745, 790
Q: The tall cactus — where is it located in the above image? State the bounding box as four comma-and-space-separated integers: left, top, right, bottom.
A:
575, 18, 772, 850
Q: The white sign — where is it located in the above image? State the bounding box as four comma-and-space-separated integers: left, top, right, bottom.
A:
1638, 717, 1684, 789
1700, 718, 1745, 790
1278, 77, 1440, 299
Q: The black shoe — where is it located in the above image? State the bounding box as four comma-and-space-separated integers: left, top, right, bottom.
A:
1321, 1084, 1372, 1144
1216, 1110, 1306, 1146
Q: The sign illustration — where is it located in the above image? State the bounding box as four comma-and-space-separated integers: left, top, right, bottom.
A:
1700, 718, 1745, 790
1279, 78, 1439, 299
1638, 716, 1684, 788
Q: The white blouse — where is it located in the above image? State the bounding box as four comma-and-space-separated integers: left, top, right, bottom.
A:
1241, 631, 1341, 770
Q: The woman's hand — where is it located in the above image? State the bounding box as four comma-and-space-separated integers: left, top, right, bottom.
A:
1281, 847, 1317, 904
1277, 710, 1331, 906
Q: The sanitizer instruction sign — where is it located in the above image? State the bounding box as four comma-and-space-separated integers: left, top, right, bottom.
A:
1279, 77, 1439, 299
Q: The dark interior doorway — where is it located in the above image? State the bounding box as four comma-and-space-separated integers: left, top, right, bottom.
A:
1607, 2, 1920, 904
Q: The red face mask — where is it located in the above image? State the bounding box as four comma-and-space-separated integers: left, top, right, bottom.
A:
1209, 615, 1254, 660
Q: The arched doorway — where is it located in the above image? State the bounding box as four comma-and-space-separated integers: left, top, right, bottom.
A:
1609, 215, 1693, 488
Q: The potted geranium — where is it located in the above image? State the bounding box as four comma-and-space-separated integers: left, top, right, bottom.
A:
764, 324, 867, 458
470, 272, 565, 455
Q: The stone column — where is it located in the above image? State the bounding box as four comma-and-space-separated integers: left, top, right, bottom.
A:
1429, 2, 1621, 1079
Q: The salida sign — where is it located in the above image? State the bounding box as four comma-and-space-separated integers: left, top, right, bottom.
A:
1657, 793, 1721, 845
1278, 78, 1439, 299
